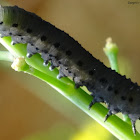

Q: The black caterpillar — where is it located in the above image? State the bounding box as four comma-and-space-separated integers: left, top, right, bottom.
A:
0, 5, 140, 134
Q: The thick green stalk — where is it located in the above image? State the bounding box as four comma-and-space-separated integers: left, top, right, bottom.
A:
0, 36, 139, 139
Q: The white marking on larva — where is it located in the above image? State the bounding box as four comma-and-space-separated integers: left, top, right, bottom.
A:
26, 53, 32, 58
11, 41, 16, 45
49, 66, 54, 71
57, 75, 61, 79
43, 61, 49, 66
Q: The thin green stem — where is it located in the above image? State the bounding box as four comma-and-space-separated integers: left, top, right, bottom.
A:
26, 68, 140, 140
104, 37, 119, 73
104, 37, 131, 124
0, 51, 14, 62
0, 36, 139, 139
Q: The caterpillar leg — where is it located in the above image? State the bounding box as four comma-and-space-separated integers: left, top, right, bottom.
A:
73, 76, 83, 89
26, 43, 37, 58
88, 94, 104, 110
74, 82, 83, 89
88, 98, 97, 110
11, 35, 29, 45
43, 60, 49, 66
57, 69, 66, 79
49, 64, 55, 71
41, 51, 51, 66
131, 120, 136, 135
104, 110, 112, 122
104, 106, 120, 122
49, 58, 59, 70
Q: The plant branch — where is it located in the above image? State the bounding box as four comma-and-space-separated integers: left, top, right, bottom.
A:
104, 37, 131, 124
0, 36, 139, 139
0, 51, 14, 62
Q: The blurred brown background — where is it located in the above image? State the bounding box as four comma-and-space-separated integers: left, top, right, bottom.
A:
0, 0, 139, 140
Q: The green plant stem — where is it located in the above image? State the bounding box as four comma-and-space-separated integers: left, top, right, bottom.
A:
0, 37, 139, 139
104, 37, 131, 124
0, 51, 14, 62
104, 37, 119, 73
